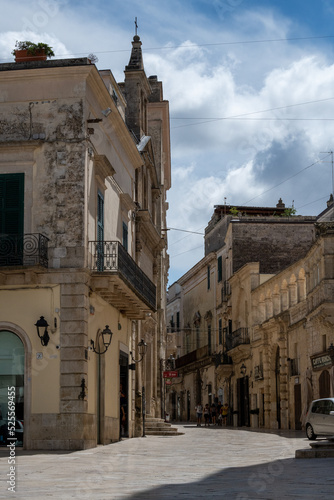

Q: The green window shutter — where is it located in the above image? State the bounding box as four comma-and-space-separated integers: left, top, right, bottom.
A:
0, 173, 24, 234
97, 190, 104, 242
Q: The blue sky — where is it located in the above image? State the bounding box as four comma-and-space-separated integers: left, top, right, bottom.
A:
1, 1, 334, 284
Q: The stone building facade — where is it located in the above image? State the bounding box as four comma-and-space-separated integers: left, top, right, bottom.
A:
0, 35, 170, 449
167, 200, 334, 429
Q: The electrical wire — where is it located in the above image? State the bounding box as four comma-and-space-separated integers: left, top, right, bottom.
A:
170, 97, 334, 129
168, 227, 204, 235
242, 154, 331, 206
172, 245, 203, 258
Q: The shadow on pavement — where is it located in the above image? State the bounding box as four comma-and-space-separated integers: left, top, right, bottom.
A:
126, 456, 334, 499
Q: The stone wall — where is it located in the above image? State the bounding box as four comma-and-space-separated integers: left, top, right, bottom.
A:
232, 219, 316, 274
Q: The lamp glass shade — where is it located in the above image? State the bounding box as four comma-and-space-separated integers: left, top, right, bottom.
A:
328, 343, 334, 362
138, 338, 147, 357
102, 325, 113, 348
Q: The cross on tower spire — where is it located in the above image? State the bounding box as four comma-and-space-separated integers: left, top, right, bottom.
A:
134, 17, 138, 36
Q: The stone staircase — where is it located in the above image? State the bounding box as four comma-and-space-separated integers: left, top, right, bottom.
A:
145, 417, 184, 436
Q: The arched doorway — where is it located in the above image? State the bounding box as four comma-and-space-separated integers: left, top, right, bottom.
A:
0, 331, 25, 446
319, 370, 330, 398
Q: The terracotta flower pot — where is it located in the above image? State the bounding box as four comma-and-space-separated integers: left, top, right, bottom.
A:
14, 49, 47, 62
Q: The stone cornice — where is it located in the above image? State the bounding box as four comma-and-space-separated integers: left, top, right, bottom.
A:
94, 154, 115, 183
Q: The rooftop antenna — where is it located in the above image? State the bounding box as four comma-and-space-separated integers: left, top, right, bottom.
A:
320, 151, 334, 197
134, 17, 138, 36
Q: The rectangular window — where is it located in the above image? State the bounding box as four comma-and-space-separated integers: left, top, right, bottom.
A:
217, 256, 222, 282
122, 221, 128, 251
0, 173, 24, 234
208, 324, 212, 355
219, 319, 222, 345
97, 190, 104, 271
176, 311, 180, 331
0, 173, 25, 266
207, 265, 211, 290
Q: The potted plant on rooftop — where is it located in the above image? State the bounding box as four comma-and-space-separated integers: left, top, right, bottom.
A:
12, 41, 55, 62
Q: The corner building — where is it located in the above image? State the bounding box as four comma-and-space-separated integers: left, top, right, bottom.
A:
0, 35, 171, 449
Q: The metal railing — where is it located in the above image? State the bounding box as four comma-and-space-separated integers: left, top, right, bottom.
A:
89, 240, 156, 310
254, 365, 264, 380
175, 345, 210, 369
226, 327, 250, 350
0, 233, 49, 267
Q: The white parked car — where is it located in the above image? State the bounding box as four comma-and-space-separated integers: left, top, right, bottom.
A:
305, 398, 334, 440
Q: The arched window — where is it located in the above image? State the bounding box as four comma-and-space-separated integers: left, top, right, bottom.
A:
0, 331, 25, 446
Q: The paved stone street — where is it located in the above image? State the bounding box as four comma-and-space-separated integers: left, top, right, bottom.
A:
1, 423, 334, 499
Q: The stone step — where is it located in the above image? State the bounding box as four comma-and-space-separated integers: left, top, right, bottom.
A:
296, 447, 334, 458
145, 430, 184, 436
296, 439, 334, 458
144, 417, 183, 436
145, 417, 166, 423
145, 422, 172, 428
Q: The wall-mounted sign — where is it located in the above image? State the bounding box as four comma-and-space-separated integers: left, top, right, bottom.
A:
311, 352, 332, 371
163, 371, 178, 378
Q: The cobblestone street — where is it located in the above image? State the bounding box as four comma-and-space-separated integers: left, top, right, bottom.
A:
1, 423, 334, 499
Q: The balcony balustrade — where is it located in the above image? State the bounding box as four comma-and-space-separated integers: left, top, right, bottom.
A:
175, 345, 209, 369
226, 327, 250, 351
0, 233, 49, 268
89, 240, 156, 311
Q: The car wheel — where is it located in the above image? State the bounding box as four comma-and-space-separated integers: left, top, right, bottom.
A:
306, 423, 317, 440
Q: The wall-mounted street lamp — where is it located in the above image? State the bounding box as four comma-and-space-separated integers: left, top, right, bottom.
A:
35, 316, 50, 347
130, 338, 147, 364
240, 363, 247, 376
166, 354, 175, 370
90, 325, 113, 354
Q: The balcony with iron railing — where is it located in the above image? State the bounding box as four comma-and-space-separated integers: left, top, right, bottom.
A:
175, 345, 210, 369
0, 233, 49, 268
254, 364, 264, 380
226, 327, 250, 351
89, 240, 156, 317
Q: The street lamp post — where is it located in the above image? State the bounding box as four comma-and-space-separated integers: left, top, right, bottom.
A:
130, 339, 148, 437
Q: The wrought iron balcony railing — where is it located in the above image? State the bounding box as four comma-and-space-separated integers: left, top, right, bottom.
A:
0, 233, 49, 268
212, 351, 233, 368
254, 365, 264, 380
226, 327, 250, 351
89, 240, 156, 310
